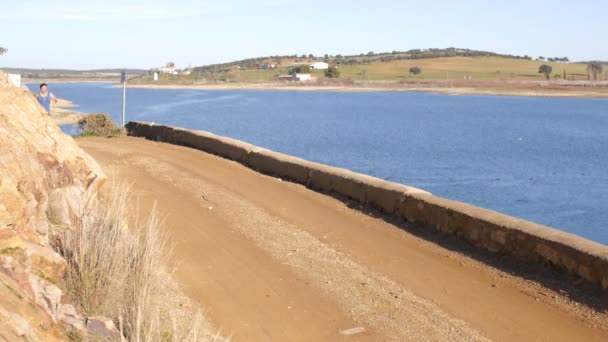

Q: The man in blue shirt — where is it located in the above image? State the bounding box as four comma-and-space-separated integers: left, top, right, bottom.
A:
36, 83, 57, 115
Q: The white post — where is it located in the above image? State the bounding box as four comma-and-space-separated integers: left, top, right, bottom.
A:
121, 81, 126, 127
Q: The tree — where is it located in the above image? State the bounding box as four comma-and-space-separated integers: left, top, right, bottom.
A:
166, 62, 175, 68
0, 47, 6, 56
289, 65, 311, 74
324, 66, 340, 78
587, 63, 603, 81
409, 66, 422, 75
538, 64, 552, 80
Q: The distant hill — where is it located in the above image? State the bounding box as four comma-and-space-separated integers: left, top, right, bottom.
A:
0, 67, 147, 79
164, 48, 592, 83
192, 47, 544, 73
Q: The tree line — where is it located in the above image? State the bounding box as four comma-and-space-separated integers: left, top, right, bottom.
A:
538, 62, 604, 80
191, 48, 545, 73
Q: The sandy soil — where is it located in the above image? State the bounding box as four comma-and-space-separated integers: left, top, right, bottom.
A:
78, 136, 608, 341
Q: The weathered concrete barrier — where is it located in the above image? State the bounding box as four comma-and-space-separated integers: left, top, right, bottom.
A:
126, 121, 608, 289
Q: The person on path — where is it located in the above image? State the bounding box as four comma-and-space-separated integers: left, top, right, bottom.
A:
36, 83, 57, 115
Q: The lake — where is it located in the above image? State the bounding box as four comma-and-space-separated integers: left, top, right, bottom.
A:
35, 82, 608, 245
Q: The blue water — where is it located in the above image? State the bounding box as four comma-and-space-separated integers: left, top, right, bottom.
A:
35, 83, 608, 245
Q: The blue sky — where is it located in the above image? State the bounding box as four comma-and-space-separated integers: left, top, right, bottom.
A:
0, 0, 606, 69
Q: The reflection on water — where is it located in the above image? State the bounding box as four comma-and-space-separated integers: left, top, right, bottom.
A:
35, 82, 608, 245
59, 123, 81, 136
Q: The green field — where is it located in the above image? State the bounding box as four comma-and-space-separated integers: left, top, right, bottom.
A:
333, 56, 591, 81
137, 56, 596, 84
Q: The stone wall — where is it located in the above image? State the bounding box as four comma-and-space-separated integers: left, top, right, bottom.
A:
0, 71, 108, 340
126, 122, 608, 289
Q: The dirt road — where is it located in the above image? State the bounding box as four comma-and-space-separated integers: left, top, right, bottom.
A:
79, 137, 608, 341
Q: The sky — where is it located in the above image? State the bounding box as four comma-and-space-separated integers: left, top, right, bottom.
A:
0, 0, 606, 69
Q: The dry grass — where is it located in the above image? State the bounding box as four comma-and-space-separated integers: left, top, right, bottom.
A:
56, 182, 226, 341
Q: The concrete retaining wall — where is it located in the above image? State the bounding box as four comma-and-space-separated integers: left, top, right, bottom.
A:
126, 121, 608, 289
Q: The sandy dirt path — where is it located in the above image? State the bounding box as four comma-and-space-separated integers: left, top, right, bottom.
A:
78, 137, 608, 341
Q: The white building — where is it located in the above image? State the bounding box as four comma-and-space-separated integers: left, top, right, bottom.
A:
160, 64, 178, 75
310, 62, 329, 70
295, 73, 312, 82
276, 73, 312, 82
258, 63, 277, 70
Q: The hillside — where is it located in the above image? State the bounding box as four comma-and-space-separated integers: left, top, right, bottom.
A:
179, 47, 591, 81
0, 67, 146, 81
0, 71, 222, 341
0, 71, 106, 339
128, 50, 601, 84
228, 56, 592, 82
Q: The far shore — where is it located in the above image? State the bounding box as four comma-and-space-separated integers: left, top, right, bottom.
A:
25, 78, 118, 84
120, 81, 608, 98
24, 77, 608, 98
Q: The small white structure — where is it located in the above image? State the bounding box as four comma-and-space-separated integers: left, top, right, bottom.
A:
310, 62, 329, 70
160, 64, 178, 75
153, 72, 159, 81
295, 73, 311, 82
7, 74, 21, 88
181, 69, 192, 76
276, 73, 312, 82
258, 63, 277, 70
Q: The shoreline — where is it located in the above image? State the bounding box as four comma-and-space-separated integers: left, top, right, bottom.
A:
52, 98, 85, 125
24, 77, 608, 98
121, 82, 608, 98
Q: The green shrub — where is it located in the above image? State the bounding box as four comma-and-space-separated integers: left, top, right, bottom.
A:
78, 113, 120, 137
409, 67, 422, 75
289, 65, 311, 74
324, 66, 341, 78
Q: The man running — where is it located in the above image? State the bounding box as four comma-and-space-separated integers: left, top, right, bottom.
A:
36, 83, 57, 115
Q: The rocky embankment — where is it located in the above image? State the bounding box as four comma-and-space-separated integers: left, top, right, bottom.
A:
0, 71, 112, 339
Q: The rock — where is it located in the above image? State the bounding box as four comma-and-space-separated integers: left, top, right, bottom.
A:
0, 306, 39, 342
87, 316, 121, 339
0, 272, 64, 341
340, 327, 366, 335
30, 274, 63, 319
47, 186, 85, 228
0, 70, 106, 339
0, 70, 106, 238
0, 230, 26, 252
26, 242, 67, 284
58, 301, 85, 331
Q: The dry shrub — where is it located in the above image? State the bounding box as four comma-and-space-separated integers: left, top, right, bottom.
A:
57, 183, 225, 341
78, 113, 121, 137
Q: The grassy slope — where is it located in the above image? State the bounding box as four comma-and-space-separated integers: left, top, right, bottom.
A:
160, 57, 590, 83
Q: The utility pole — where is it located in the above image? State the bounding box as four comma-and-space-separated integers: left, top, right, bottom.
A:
120, 70, 126, 127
